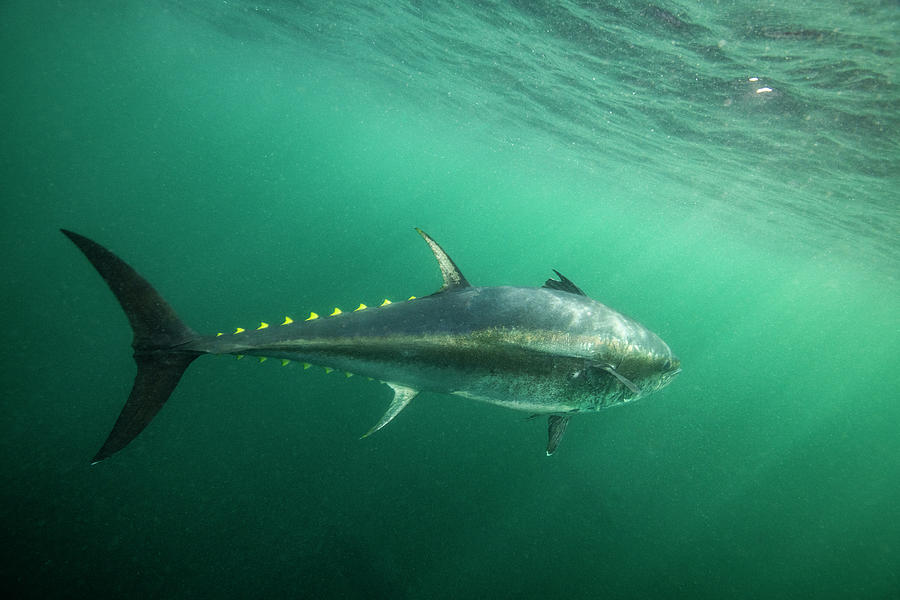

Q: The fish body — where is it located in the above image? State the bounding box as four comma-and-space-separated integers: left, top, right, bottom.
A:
197, 285, 677, 414
62, 228, 680, 462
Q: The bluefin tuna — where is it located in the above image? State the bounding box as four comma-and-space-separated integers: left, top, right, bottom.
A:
62, 228, 680, 462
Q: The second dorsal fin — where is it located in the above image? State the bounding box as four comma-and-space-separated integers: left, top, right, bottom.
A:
416, 228, 470, 292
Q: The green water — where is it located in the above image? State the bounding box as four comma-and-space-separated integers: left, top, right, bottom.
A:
2, 1, 898, 598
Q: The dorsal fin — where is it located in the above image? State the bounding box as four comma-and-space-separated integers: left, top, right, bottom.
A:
415, 228, 470, 292
543, 269, 586, 296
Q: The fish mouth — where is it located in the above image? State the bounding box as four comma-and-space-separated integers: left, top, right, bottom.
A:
660, 363, 682, 387
668, 355, 682, 376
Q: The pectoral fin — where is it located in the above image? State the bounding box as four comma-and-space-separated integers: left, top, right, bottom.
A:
546, 415, 570, 456
599, 364, 641, 394
362, 383, 419, 438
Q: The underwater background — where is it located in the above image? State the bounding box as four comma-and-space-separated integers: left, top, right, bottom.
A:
1, 1, 897, 598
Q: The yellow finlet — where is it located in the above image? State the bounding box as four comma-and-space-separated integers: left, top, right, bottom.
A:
236, 354, 244, 360
408, 296, 417, 301
216, 332, 223, 337
354, 303, 367, 311
345, 371, 353, 378
305, 312, 319, 321
380, 299, 392, 306
281, 359, 290, 366
234, 327, 245, 334
303, 363, 311, 369
258, 356, 267, 363
281, 316, 294, 325
324, 366, 334, 374
257, 322, 269, 330
330, 308, 342, 316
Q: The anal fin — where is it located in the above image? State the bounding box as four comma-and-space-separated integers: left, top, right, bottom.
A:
546, 415, 570, 456
361, 383, 419, 438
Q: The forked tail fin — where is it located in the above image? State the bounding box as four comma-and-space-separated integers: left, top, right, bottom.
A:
61, 230, 202, 463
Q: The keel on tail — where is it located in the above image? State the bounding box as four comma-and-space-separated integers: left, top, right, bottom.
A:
61, 230, 202, 463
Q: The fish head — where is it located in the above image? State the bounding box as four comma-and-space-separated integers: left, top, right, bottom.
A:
603, 345, 679, 396
642, 352, 682, 394
573, 308, 682, 407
